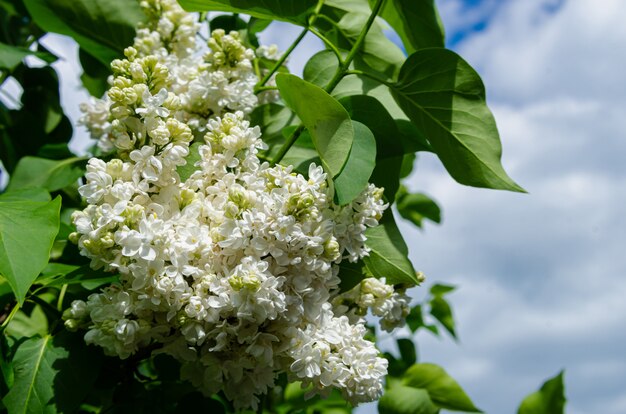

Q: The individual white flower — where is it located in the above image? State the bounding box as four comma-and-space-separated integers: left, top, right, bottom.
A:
136, 88, 170, 119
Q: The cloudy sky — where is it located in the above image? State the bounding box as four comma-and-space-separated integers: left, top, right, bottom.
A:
4, 0, 624, 412
396, 0, 626, 413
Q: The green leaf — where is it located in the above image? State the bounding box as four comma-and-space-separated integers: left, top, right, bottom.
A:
340, 96, 403, 159
518, 371, 566, 414
245, 17, 272, 48
79, 48, 110, 98
276, 73, 353, 179
428, 283, 457, 339
2, 336, 55, 413
406, 305, 439, 335
36, 262, 80, 284
324, 0, 372, 15
397, 120, 433, 153
399, 153, 416, 179
391, 48, 524, 192
0, 333, 14, 395
0, 42, 55, 71
178, 0, 317, 25
0, 197, 61, 304
5, 305, 48, 339
430, 296, 456, 339
0, 188, 50, 203
340, 95, 404, 200
397, 192, 441, 228
403, 363, 482, 412
282, 145, 320, 176
37, 264, 117, 290
15, 67, 64, 135
374, 0, 445, 53
379, 384, 439, 414
333, 121, 376, 205
23, 0, 146, 66
304, 51, 414, 135
397, 338, 417, 366
209, 14, 247, 32
0, 275, 14, 310
363, 211, 419, 286
337, 259, 370, 293
2, 333, 103, 414
250, 103, 298, 143
7, 156, 86, 192
331, 12, 405, 78
177, 142, 203, 183
430, 283, 455, 296
4, 67, 73, 172
303, 50, 341, 89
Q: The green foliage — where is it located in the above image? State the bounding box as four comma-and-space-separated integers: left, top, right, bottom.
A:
337, 259, 371, 293
177, 142, 203, 183
403, 364, 482, 412
178, 0, 318, 25
374, 0, 445, 53
249, 103, 298, 143
2, 333, 102, 414
209, 14, 247, 33
7, 156, 86, 192
340, 95, 404, 200
429, 284, 457, 339
36, 264, 118, 290
391, 49, 524, 192
396, 189, 442, 229
327, 11, 405, 78
0, 42, 55, 71
332, 120, 376, 205
379, 385, 438, 414
518, 371, 566, 414
0, 195, 61, 304
275, 73, 353, 180
1, 66, 73, 173
403, 284, 458, 340
5, 303, 49, 338
23, 0, 146, 65
363, 211, 419, 286
78, 48, 110, 98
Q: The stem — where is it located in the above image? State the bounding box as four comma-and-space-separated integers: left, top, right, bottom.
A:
255, 85, 278, 92
308, 27, 344, 63
57, 283, 68, 312
255, 27, 308, 92
270, 125, 305, 166
269, 0, 386, 165
253, 57, 262, 80
0, 302, 19, 331
345, 69, 394, 88
29, 294, 61, 318
324, 0, 385, 94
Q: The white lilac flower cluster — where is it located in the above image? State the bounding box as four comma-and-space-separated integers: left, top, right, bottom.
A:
66, 0, 411, 410
333, 278, 411, 333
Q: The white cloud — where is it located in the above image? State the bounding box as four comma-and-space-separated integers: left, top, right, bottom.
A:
457, 0, 626, 104
403, 0, 626, 413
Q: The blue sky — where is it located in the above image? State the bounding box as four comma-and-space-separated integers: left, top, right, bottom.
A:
4, 1, 624, 412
